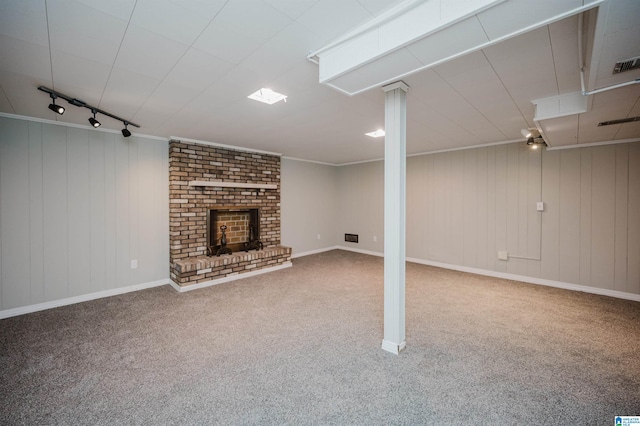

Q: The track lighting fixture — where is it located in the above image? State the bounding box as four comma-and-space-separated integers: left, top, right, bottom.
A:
121, 122, 131, 138
37, 86, 139, 136
521, 128, 547, 149
88, 109, 101, 128
47, 94, 65, 115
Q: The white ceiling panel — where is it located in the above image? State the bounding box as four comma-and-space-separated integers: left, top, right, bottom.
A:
130, 0, 213, 45
212, 0, 292, 43
0, 0, 638, 165
0, 0, 49, 47
114, 25, 189, 80
0, 71, 51, 118
297, 0, 373, 42
263, 0, 318, 20
194, 24, 262, 65
50, 50, 113, 104
548, 16, 581, 93
48, 20, 126, 66
164, 48, 234, 91
0, 36, 52, 81
72, 0, 136, 21
99, 67, 162, 117
477, 0, 582, 41
134, 81, 202, 129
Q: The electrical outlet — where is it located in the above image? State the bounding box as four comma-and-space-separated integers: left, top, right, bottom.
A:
373, 236, 377, 242
498, 251, 508, 261
317, 234, 321, 240
131, 259, 138, 269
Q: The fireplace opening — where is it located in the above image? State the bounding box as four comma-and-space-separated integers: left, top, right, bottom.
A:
207, 207, 262, 256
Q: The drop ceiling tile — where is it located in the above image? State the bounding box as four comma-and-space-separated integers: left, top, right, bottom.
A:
48, 20, 126, 66
50, 50, 113, 103
72, 0, 136, 21
165, 0, 229, 21
99, 67, 162, 117
164, 48, 234, 91
134, 82, 201, 129
0, 36, 52, 81
477, 0, 582, 41
0, 70, 52, 118
356, 0, 402, 16
548, 16, 581, 93
297, 0, 373, 42
0, 0, 49, 46
47, 0, 127, 40
130, 0, 214, 45
0, 85, 14, 113
212, 0, 292, 43
194, 24, 262, 65
115, 24, 189, 80
594, 25, 640, 85
264, 0, 318, 20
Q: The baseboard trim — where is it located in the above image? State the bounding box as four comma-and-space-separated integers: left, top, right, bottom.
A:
381, 339, 406, 355
406, 257, 640, 302
335, 245, 384, 257
291, 246, 339, 259
169, 262, 293, 293
0, 278, 171, 320
331, 246, 640, 302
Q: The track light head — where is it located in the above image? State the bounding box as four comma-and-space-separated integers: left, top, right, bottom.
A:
48, 102, 65, 115
47, 94, 65, 115
121, 122, 131, 137
88, 109, 101, 128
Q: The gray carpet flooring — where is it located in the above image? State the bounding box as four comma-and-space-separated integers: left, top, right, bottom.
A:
1, 249, 639, 425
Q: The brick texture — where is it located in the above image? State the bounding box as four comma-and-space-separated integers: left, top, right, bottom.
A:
169, 140, 290, 286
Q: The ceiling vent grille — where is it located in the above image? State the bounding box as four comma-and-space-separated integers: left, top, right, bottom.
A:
613, 56, 640, 74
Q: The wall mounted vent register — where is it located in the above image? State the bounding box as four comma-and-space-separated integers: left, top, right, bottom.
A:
345, 234, 359, 243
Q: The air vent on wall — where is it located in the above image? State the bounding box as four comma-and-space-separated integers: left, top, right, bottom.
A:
613, 56, 640, 74
345, 233, 359, 243
598, 116, 640, 126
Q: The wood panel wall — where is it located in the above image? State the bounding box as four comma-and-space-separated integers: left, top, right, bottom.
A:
0, 117, 169, 311
337, 142, 640, 295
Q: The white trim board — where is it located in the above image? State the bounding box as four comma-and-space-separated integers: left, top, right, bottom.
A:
168, 262, 292, 293
0, 278, 171, 320
291, 246, 340, 259
331, 246, 640, 302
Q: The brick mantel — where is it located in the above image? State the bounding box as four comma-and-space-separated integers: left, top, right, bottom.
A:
169, 140, 291, 287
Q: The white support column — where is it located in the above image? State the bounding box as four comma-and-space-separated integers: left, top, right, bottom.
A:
381, 81, 408, 355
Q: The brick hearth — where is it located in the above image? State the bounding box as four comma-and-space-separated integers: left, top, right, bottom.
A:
169, 140, 291, 287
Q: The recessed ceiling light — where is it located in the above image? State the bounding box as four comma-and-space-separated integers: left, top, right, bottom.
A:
248, 88, 287, 105
365, 129, 385, 138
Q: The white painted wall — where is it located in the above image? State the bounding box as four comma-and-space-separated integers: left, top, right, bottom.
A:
336, 142, 640, 296
281, 158, 338, 256
0, 116, 169, 313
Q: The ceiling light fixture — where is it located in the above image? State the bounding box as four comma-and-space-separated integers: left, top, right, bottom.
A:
88, 109, 101, 128
121, 122, 131, 138
37, 86, 140, 136
522, 128, 546, 149
47, 94, 65, 115
248, 88, 287, 105
365, 129, 385, 138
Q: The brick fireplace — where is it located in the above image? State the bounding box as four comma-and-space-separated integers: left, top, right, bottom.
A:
169, 140, 291, 288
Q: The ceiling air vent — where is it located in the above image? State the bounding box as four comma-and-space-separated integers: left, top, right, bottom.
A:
613, 56, 640, 74
598, 116, 640, 126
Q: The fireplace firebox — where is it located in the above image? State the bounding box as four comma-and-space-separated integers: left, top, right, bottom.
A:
207, 207, 262, 256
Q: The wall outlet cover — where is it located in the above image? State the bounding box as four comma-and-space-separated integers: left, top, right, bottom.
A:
498, 251, 508, 261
